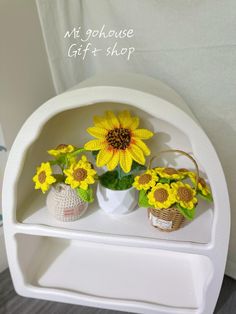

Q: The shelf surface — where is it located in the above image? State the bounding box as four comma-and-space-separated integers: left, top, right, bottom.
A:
26, 236, 211, 309
20, 194, 213, 245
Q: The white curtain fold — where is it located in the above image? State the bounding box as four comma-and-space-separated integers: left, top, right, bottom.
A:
36, 0, 236, 278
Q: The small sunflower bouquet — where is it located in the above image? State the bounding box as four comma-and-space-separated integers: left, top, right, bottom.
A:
84, 110, 154, 214
33, 144, 97, 221
133, 150, 213, 231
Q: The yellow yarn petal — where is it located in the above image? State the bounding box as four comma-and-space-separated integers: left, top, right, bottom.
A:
105, 111, 120, 128
87, 127, 107, 139
80, 182, 88, 190
107, 150, 120, 171
84, 139, 106, 151
120, 150, 132, 173
132, 129, 154, 139
118, 111, 139, 130
128, 144, 145, 165
96, 148, 113, 167
86, 176, 95, 184
93, 115, 111, 130
40, 183, 49, 194
118, 110, 132, 128
81, 155, 87, 162
128, 117, 139, 130
134, 138, 150, 156
47, 176, 56, 184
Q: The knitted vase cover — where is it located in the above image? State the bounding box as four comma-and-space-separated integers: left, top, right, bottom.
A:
46, 183, 88, 222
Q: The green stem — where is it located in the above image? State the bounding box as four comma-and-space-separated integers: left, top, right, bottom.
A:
117, 165, 122, 180
69, 147, 86, 158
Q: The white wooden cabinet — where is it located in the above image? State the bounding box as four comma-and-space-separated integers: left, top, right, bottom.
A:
2, 73, 230, 314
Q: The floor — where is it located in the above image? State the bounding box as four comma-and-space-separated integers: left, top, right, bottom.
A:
0, 268, 235, 314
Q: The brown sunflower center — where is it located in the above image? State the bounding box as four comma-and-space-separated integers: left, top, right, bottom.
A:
198, 177, 206, 187
73, 168, 87, 181
178, 168, 189, 173
38, 171, 46, 184
163, 167, 178, 175
154, 188, 169, 203
138, 174, 152, 185
56, 144, 68, 150
177, 187, 193, 202
106, 128, 131, 150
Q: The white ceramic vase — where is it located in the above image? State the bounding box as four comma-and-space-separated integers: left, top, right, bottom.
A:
46, 183, 88, 222
97, 183, 137, 215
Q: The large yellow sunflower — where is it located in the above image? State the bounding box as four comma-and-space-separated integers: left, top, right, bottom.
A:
48, 144, 75, 158
84, 110, 153, 173
64, 155, 97, 190
147, 183, 176, 209
171, 182, 197, 210
133, 170, 158, 191
33, 162, 56, 193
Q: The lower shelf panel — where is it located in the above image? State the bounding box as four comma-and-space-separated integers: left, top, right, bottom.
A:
16, 234, 212, 312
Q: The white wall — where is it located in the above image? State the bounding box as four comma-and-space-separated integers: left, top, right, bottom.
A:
0, 0, 55, 147
0, 0, 55, 272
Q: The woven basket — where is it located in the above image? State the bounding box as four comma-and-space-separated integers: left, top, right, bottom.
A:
148, 207, 185, 232
46, 183, 88, 222
147, 149, 199, 232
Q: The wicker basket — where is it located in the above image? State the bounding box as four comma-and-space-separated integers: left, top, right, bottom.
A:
147, 149, 199, 232
148, 207, 185, 232
46, 183, 88, 222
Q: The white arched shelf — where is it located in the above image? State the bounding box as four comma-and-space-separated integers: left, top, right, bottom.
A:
2, 73, 230, 314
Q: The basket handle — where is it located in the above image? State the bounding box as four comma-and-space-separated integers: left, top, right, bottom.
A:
148, 149, 199, 191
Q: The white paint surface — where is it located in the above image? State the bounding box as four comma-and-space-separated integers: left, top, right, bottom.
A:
2, 74, 230, 313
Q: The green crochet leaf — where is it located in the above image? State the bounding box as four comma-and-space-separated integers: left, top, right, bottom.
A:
76, 187, 94, 203
197, 190, 213, 202
159, 178, 170, 184
69, 147, 86, 157
91, 150, 99, 159
117, 175, 134, 190
138, 190, 150, 208
99, 171, 118, 190
130, 161, 146, 174
99, 171, 134, 190
49, 160, 59, 166
176, 203, 195, 220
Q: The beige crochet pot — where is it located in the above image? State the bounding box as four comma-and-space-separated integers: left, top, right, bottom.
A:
46, 183, 88, 222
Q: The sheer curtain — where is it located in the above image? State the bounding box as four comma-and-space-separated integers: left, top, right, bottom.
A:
36, 0, 236, 278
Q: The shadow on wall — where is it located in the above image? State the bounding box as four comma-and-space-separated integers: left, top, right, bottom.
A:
0, 125, 7, 225
199, 110, 236, 276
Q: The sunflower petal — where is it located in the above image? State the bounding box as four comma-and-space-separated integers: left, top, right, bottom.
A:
132, 129, 154, 139
106, 111, 120, 128
120, 150, 132, 173
86, 176, 95, 184
80, 182, 88, 190
107, 150, 120, 171
87, 127, 107, 139
96, 148, 113, 167
47, 176, 56, 184
93, 116, 111, 130
84, 139, 106, 151
133, 138, 151, 156
118, 110, 131, 128
129, 144, 145, 165
128, 117, 139, 130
